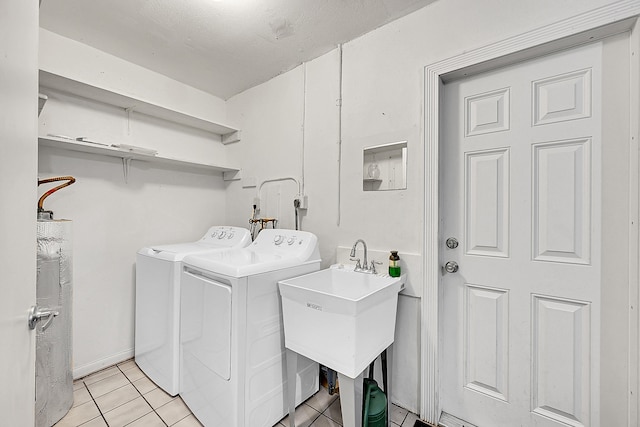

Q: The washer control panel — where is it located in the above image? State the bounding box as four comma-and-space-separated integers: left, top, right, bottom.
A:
252, 229, 318, 255
200, 226, 252, 247
272, 234, 303, 246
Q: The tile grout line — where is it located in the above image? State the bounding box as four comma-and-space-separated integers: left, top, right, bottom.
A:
87, 360, 191, 427
118, 362, 194, 427
168, 412, 192, 426
317, 393, 341, 426
399, 411, 408, 426
307, 403, 324, 426
320, 407, 342, 425
116, 363, 169, 427
80, 380, 109, 426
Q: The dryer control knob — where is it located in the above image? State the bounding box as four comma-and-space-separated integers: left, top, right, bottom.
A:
274, 235, 285, 245
218, 231, 226, 239
228, 233, 234, 239
287, 237, 295, 245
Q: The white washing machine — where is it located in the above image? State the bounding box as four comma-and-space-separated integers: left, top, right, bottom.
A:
180, 229, 321, 427
135, 226, 252, 396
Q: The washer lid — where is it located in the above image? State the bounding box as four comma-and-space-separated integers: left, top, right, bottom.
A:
182, 229, 321, 277
137, 226, 251, 261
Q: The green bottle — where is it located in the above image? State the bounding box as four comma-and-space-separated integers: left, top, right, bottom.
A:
389, 251, 401, 277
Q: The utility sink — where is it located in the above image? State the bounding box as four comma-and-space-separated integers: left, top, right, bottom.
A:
278, 264, 405, 378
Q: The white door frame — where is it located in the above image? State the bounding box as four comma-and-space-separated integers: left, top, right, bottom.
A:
421, 1, 640, 424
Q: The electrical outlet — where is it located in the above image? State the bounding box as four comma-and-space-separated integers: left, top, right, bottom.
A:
297, 195, 308, 210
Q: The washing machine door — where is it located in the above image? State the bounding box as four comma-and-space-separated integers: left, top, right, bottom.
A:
181, 269, 232, 381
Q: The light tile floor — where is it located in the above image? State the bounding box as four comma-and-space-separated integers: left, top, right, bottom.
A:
55, 359, 420, 427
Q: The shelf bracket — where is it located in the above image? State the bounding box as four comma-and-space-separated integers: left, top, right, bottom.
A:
223, 169, 242, 181
222, 130, 241, 145
125, 106, 135, 136
38, 93, 48, 117
122, 157, 132, 183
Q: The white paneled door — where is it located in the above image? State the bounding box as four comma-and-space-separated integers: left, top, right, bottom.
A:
440, 42, 607, 427
0, 0, 38, 425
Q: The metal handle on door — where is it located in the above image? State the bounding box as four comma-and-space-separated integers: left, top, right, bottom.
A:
444, 261, 459, 274
28, 305, 59, 331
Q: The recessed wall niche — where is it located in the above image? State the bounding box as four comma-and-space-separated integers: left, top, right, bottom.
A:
363, 141, 407, 191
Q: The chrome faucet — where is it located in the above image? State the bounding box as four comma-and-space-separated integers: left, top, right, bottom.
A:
350, 239, 381, 273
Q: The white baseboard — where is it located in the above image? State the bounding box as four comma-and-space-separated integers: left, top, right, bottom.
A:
73, 348, 134, 379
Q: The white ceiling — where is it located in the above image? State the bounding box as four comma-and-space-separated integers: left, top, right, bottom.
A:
39, 0, 437, 100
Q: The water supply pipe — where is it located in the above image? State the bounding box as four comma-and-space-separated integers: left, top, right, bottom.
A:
37, 176, 76, 219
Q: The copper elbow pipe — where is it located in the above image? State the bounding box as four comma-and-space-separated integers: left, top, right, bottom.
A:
37, 176, 76, 211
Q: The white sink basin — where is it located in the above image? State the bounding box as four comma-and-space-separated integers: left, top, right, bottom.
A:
278, 265, 405, 378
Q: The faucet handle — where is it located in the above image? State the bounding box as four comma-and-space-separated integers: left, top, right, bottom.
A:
350, 257, 362, 270
370, 260, 382, 274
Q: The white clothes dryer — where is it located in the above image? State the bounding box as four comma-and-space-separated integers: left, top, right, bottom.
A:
180, 229, 321, 427
135, 226, 251, 396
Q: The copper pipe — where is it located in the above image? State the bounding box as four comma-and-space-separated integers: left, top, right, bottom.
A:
37, 176, 76, 211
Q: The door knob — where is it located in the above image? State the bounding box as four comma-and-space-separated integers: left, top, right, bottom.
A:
28, 305, 59, 331
444, 261, 459, 274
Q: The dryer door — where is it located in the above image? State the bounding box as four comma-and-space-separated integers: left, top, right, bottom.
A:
181, 269, 232, 381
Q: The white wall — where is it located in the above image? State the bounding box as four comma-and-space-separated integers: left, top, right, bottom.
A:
225, 51, 340, 259
38, 33, 231, 377
226, 0, 623, 413
40, 29, 229, 127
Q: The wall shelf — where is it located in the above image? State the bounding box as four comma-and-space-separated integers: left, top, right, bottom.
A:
39, 70, 240, 138
39, 135, 240, 174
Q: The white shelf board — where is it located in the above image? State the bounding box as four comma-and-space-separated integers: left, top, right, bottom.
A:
364, 140, 407, 155
38, 136, 239, 173
39, 70, 239, 137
